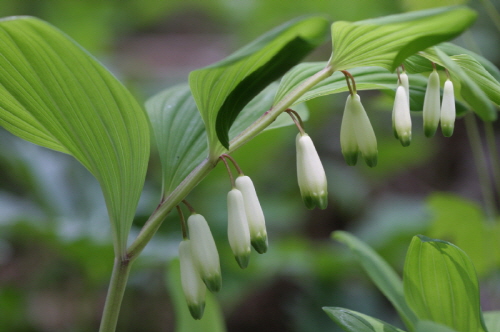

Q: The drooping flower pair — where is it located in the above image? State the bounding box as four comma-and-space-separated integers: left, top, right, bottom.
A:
340, 93, 378, 167
178, 212, 221, 320
221, 155, 268, 269
423, 69, 456, 137
392, 72, 412, 146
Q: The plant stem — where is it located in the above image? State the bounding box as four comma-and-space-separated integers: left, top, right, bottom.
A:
464, 113, 497, 221
484, 121, 500, 204
98, 257, 132, 332
98, 64, 335, 332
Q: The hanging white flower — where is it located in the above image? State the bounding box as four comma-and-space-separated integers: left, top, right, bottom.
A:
179, 239, 206, 320
296, 133, 328, 210
440, 79, 456, 137
423, 70, 441, 137
187, 213, 222, 292
227, 188, 251, 268
235, 175, 268, 254
341, 93, 378, 167
392, 85, 412, 146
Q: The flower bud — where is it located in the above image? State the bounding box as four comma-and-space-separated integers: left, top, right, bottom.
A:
227, 188, 251, 268
440, 79, 456, 137
392, 85, 412, 147
343, 94, 378, 167
187, 213, 222, 292
340, 99, 359, 166
400, 72, 410, 105
235, 175, 268, 254
296, 133, 328, 210
179, 240, 206, 320
423, 70, 441, 137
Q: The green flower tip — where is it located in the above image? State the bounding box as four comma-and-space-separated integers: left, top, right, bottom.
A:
303, 192, 328, 210
235, 251, 251, 269
363, 153, 378, 168
342, 151, 358, 166
251, 234, 268, 254
398, 132, 411, 147
202, 274, 222, 293
441, 124, 454, 137
188, 302, 206, 320
424, 125, 437, 138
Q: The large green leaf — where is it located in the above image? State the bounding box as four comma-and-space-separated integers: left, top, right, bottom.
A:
333, 231, 418, 331
484, 311, 500, 332
330, 6, 476, 72
166, 259, 226, 332
146, 83, 308, 198
323, 307, 406, 332
415, 321, 459, 332
403, 235, 487, 332
189, 16, 329, 153
0, 17, 150, 255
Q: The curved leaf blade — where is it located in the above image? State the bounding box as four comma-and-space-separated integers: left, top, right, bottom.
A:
146, 83, 307, 198
330, 6, 477, 72
403, 235, 487, 332
416, 321, 459, 332
333, 231, 418, 331
323, 307, 406, 332
0, 17, 150, 255
189, 16, 329, 152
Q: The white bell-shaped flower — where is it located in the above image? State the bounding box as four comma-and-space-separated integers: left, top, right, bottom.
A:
393, 73, 410, 139
235, 175, 268, 254
440, 79, 456, 137
423, 70, 441, 137
179, 239, 206, 320
341, 94, 378, 167
392, 85, 412, 146
227, 188, 251, 268
187, 213, 222, 292
296, 133, 328, 210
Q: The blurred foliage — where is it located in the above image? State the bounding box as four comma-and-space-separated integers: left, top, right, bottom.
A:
0, 0, 499, 332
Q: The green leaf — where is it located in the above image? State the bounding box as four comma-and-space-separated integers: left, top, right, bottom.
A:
275, 62, 472, 115
484, 311, 500, 332
435, 48, 497, 121
0, 17, 150, 255
403, 235, 487, 332
166, 259, 226, 332
415, 321, 459, 332
426, 193, 500, 277
333, 231, 418, 330
323, 307, 406, 332
330, 6, 477, 72
189, 16, 329, 152
146, 83, 307, 198
146, 85, 207, 198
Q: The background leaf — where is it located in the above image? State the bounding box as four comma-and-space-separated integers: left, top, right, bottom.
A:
189, 16, 329, 152
146, 83, 308, 198
330, 6, 476, 72
484, 311, 500, 332
0, 17, 150, 255
166, 259, 226, 332
333, 231, 418, 330
426, 193, 500, 277
415, 321, 459, 332
403, 235, 487, 332
323, 307, 406, 332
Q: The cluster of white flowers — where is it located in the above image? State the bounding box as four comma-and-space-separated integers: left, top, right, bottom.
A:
178, 166, 267, 319
341, 67, 456, 167
178, 65, 457, 320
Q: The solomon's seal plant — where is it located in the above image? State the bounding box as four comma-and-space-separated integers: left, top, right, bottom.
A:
0, 5, 498, 331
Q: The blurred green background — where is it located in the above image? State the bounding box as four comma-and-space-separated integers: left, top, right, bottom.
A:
0, 0, 499, 331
